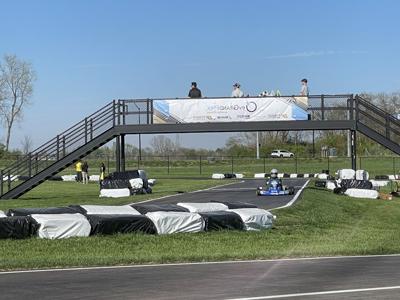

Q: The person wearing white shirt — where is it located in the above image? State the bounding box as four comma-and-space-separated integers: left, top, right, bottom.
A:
231, 83, 244, 97
300, 78, 309, 96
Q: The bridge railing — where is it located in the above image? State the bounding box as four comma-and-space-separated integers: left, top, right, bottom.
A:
0, 101, 118, 196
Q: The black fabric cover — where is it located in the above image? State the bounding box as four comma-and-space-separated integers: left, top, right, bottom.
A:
0, 216, 39, 239
282, 173, 290, 178
7, 206, 80, 217
199, 211, 244, 231
210, 200, 257, 209
315, 180, 327, 188
86, 214, 157, 235
297, 174, 304, 178
100, 178, 131, 189
67, 205, 88, 215
375, 175, 389, 180
108, 170, 140, 180
224, 173, 236, 179
340, 179, 373, 190
132, 203, 189, 214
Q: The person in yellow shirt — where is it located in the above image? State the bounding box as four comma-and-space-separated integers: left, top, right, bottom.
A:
75, 161, 82, 182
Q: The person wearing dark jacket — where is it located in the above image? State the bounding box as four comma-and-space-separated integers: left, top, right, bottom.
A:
188, 82, 202, 98
82, 161, 89, 184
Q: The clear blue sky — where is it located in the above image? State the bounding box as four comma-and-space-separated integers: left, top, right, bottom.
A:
1, 0, 399, 150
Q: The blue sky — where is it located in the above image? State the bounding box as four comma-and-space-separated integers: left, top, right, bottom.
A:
1, 0, 399, 150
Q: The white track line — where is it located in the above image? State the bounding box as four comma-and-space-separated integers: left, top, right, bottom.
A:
2, 253, 400, 275
269, 180, 309, 211
226, 285, 400, 300
131, 180, 244, 205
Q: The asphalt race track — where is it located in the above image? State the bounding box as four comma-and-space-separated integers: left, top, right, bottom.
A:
142, 178, 308, 210
2, 255, 400, 299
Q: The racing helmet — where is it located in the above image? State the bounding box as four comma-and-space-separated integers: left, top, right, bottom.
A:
270, 168, 278, 178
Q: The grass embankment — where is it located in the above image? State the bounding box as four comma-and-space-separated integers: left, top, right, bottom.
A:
0, 181, 400, 270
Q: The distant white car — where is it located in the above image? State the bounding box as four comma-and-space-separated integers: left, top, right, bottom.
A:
270, 150, 294, 158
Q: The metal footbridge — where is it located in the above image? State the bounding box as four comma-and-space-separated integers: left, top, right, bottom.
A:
1, 94, 399, 199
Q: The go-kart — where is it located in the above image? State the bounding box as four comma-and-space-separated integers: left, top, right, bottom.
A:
257, 184, 295, 196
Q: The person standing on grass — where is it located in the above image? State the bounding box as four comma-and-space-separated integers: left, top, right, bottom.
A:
188, 82, 202, 98
100, 162, 106, 186
82, 161, 89, 184
75, 161, 82, 182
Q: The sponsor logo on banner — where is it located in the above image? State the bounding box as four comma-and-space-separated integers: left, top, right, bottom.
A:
153, 97, 307, 124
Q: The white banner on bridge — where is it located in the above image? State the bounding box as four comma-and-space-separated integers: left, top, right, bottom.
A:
153, 97, 308, 124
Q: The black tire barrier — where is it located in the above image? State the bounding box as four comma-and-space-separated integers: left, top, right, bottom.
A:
199, 211, 244, 231
132, 204, 190, 214
315, 180, 327, 188
375, 175, 390, 180
288, 187, 295, 195
7, 206, 81, 217
0, 216, 39, 239
86, 214, 157, 235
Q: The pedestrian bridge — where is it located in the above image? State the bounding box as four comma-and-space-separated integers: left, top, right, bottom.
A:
1, 94, 399, 199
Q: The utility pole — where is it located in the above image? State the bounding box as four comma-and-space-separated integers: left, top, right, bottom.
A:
256, 131, 260, 159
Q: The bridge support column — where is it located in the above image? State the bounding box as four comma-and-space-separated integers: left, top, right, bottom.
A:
351, 130, 357, 170
120, 134, 126, 172
115, 136, 121, 172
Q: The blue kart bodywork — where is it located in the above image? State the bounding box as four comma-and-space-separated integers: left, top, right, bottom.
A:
257, 185, 295, 196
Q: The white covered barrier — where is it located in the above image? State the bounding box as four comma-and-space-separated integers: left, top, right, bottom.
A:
355, 170, 369, 181
61, 175, 77, 182
129, 178, 143, 189
89, 175, 100, 181
148, 179, 157, 186
326, 181, 337, 190
212, 173, 225, 179
146, 211, 205, 234
79, 205, 141, 215
228, 208, 275, 231
235, 173, 244, 179
370, 180, 389, 188
99, 188, 131, 198
338, 169, 356, 180
0, 210, 6, 218
254, 173, 266, 178
177, 202, 229, 213
344, 188, 379, 199
317, 173, 329, 180
31, 213, 91, 239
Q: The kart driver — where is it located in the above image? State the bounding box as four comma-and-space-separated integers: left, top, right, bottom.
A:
266, 169, 283, 190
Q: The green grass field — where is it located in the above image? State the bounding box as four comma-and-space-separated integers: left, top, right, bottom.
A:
0, 180, 400, 270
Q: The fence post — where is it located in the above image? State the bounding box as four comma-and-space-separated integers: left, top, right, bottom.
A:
107, 155, 110, 173
84, 118, 88, 144
56, 135, 60, 160
7, 171, 11, 191
199, 156, 202, 175
90, 118, 93, 140
321, 94, 325, 120
62, 136, 66, 157
137, 155, 140, 169
0, 170, 3, 196
28, 154, 32, 178
167, 156, 170, 174
263, 157, 266, 173
231, 156, 234, 174
295, 156, 298, 174
327, 156, 330, 172
393, 157, 396, 176
112, 100, 116, 127
35, 154, 39, 174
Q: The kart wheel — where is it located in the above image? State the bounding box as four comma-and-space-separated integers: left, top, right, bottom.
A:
288, 187, 295, 195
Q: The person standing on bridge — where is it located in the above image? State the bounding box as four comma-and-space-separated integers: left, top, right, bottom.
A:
300, 78, 309, 96
231, 83, 244, 97
188, 82, 202, 98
